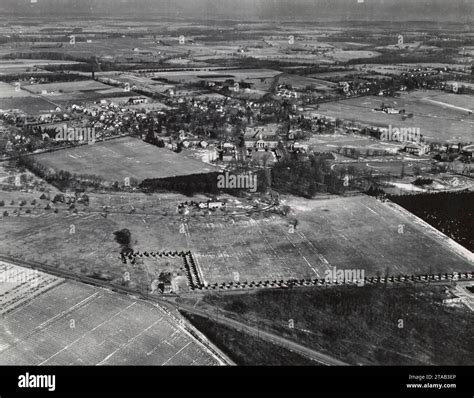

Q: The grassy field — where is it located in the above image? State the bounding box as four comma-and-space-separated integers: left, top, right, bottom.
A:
149, 68, 280, 85
0, 262, 63, 315
316, 90, 474, 143
182, 311, 319, 365
0, 277, 221, 365
309, 133, 406, 155
1, 186, 472, 294
0, 96, 58, 115
22, 79, 127, 104
188, 283, 474, 365
0, 82, 31, 99
0, 60, 82, 76
32, 136, 220, 183
188, 195, 474, 284
329, 158, 434, 177
25, 80, 111, 94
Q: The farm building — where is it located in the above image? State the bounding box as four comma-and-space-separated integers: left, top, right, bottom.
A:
128, 97, 148, 105
404, 143, 430, 156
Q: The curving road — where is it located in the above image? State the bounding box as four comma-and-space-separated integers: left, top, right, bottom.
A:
177, 303, 349, 366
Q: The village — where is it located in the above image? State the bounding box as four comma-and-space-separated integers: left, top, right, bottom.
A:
0, 3, 473, 373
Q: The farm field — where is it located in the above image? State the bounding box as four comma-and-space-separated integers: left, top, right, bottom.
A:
149, 68, 280, 84
415, 91, 473, 113
0, 262, 63, 315
0, 276, 223, 365
0, 82, 31, 98
308, 70, 361, 80
0, 96, 59, 115
188, 195, 474, 284
326, 49, 380, 62
182, 312, 318, 366
316, 91, 474, 143
32, 136, 220, 182
0, 190, 472, 292
192, 283, 474, 365
23, 79, 130, 106
0, 189, 210, 294
330, 158, 434, 177
25, 80, 116, 95
0, 60, 82, 76
277, 73, 336, 91
0, 81, 59, 114
309, 133, 406, 154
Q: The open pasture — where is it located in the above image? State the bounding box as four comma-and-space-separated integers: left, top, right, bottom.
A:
0, 278, 222, 365
187, 195, 474, 284
316, 91, 474, 143
0, 96, 58, 115
32, 136, 220, 182
2, 191, 472, 291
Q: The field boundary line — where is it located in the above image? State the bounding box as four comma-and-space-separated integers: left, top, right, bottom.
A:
386, 201, 474, 264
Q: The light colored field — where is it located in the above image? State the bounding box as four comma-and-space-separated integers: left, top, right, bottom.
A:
278, 74, 336, 91
316, 91, 474, 143
309, 133, 405, 155
326, 49, 381, 62
0, 190, 207, 293
0, 82, 31, 99
419, 91, 473, 113
25, 80, 117, 94
0, 262, 63, 315
0, 278, 222, 365
33, 136, 220, 182
188, 195, 474, 284
0, 60, 82, 76
356, 64, 410, 76
150, 68, 279, 81
330, 159, 434, 176
1, 189, 471, 290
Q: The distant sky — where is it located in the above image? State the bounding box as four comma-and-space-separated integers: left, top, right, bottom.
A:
0, 0, 472, 23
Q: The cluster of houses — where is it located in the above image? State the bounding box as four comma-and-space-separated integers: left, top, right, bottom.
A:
373, 104, 404, 114
203, 79, 253, 92
0, 108, 69, 128
220, 128, 281, 165
276, 84, 298, 99
338, 80, 373, 96
68, 100, 167, 141
290, 112, 337, 132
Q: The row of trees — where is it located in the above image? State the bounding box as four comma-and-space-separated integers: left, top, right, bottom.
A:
18, 156, 105, 190
140, 169, 269, 197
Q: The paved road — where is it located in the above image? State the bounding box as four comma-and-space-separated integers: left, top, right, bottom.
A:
177, 303, 349, 366
3, 253, 471, 365
0, 254, 348, 365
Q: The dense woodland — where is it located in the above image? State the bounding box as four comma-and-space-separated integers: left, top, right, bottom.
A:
389, 191, 474, 251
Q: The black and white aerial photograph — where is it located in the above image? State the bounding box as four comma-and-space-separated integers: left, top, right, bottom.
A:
0, 0, 472, 395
